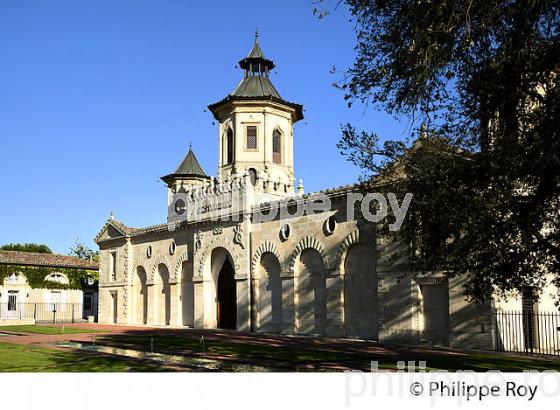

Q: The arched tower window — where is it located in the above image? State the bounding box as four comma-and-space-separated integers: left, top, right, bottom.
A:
226, 128, 234, 165
273, 129, 282, 164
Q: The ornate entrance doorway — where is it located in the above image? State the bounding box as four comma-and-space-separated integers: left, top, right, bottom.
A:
217, 259, 237, 329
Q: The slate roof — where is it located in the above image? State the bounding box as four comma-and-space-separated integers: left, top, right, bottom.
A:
232, 76, 281, 99
161, 147, 210, 184
209, 36, 303, 121
173, 147, 207, 177
0, 250, 99, 270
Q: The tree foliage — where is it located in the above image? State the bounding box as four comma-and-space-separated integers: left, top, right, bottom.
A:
318, 0, 560, 303
0, 243, 53, 254
69, 238, 99, 262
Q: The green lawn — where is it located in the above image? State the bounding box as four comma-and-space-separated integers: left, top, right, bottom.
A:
2, 329, 559, 372
98, 334, 560, 372
0, 342, 168, 372
0, 325, 100, 335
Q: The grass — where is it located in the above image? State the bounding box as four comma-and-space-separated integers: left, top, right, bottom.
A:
0, 342, 168, 372
2, 328, 559, 372
0, 325, 101, 335
98, 334, 560, 372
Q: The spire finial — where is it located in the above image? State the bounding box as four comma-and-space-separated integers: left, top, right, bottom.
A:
189, 140, 192, 150
255, 27, 259, 44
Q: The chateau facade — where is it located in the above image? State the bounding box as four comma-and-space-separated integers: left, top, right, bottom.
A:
95, 37, 494, 349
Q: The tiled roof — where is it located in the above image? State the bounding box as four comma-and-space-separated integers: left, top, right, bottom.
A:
0, 250, 99, 270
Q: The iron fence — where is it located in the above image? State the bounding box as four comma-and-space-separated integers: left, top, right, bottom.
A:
0, 303, 83, 324
494, 310, 560, 356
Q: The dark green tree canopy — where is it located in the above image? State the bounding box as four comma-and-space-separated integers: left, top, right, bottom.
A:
318, 0, 560, 303
0, 243, 53, 254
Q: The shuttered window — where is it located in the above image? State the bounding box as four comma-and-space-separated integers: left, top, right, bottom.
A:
273, 129, 282, 164
246, 126, 257, 149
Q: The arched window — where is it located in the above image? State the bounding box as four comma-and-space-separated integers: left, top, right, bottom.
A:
45, 272, 70, 285
273, 129, 282, 164
226, 128, 234, 165
248, 168, 257, 186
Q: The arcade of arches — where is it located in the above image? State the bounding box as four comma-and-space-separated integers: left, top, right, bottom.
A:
128, 242, 379, 340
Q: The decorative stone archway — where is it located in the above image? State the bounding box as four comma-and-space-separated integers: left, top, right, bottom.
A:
194, 232, 249, 331
334, 229, 378, 340
288, 236, 327, 273
251, 241, 282, 277
132, 265, 148, 325
251, 241, 283, 332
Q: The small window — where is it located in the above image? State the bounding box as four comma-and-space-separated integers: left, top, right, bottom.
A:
246, 126, 257, 150
110, 251, 117, 281
226, 128, 234, 164
273, 129, 282, 164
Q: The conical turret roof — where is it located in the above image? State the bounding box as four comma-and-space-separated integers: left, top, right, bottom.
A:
161, 145, 210, 184
174, 146, 206, 176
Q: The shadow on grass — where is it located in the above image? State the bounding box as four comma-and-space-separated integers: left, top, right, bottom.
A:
0, 342, 168, 372
93, 328, 560, 372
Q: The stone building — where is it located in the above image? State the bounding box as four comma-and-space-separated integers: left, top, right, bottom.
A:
0, 250, 99, 324
95, 36, 496, 349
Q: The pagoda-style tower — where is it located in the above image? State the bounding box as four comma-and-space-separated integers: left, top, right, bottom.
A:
208, 33, 303, 194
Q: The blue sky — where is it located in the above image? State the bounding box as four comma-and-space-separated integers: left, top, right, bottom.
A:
0, 0, 405, 254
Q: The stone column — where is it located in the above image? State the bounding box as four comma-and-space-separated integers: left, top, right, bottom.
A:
280, 271, 295, 334
193, 280, 205, 329
124, 237, 133, 325
251, 277, 260, 331
147, 282, 157, 325
325, 270, 344, 337
128, 283, 136, 325
170, 282, 181, 326
235, 275, 250, 332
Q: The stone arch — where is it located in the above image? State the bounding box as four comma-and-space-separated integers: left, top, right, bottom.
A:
133, 265, 148, 325
198, 235, 241, 279
254, 251, 283, 333
174, 251, 188, 281
343, 243, 378, 339
150, 255, 171, 282
289, 236, 327, 273
252, 241, 281, 277
335, 230, 361, 271
157, 263, 172, 326
180, 253, 195, 328
295, 248, 326, 335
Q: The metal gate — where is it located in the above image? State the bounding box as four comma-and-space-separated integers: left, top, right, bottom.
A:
0, 302, 82, 324
494, 310, 560, 355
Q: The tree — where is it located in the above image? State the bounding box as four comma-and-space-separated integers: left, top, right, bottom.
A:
317, 1, 560, 303
0, 243, 53, 254
69, 238, 99, 262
